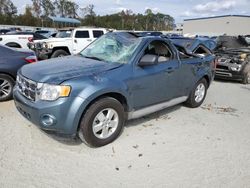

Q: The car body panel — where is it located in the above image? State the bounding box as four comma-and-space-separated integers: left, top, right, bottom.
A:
0, 45, 36, 78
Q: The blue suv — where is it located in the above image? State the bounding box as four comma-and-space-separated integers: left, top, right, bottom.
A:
13, 32, 215, 147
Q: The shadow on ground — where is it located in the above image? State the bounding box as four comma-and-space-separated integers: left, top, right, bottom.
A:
38, 104, 183, 146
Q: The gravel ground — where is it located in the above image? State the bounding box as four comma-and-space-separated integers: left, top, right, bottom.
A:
0, 80, 250, 188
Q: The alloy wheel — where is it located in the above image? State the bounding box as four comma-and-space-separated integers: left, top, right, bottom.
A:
194, 83, 205, 103
0, 78, 11, 99
92, 108, 119, 139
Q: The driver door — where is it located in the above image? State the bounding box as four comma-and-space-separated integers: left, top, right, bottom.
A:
128, 40, 181, 110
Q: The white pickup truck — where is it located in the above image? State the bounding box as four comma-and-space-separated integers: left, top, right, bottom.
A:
0, 33, 33, 49
30, 27, 107, 59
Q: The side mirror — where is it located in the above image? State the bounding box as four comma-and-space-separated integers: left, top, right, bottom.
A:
138, 54, 158, 67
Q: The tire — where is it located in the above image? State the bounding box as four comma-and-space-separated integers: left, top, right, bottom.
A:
242, 65, 250, 84
0, 74, 15, 102
79, 97, 125, 147
185, 78, 208, 108
5, 42, 21, 48
51, 49, 69, 58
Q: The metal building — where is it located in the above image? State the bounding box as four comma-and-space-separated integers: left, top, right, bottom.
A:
183, 15, 250, 36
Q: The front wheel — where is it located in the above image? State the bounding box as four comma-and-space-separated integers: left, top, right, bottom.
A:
51, 49, 69, 58
185, 78, 208, 108
79, 97, 125, 147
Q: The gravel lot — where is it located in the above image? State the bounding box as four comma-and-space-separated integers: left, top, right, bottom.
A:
0, 80, 250, 188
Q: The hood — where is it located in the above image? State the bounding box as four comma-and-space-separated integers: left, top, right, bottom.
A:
35, 37, 71, 43
20, 55, 122, 84
215, 36, 249, 51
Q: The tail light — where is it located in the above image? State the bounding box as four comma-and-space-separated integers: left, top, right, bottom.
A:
24, 55, 37, 63
28, 37, 33, 42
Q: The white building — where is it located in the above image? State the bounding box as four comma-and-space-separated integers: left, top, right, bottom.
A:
183, 15, 250, 36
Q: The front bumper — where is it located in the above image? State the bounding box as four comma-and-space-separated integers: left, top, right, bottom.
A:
13, 87, 88, 136
215, 67, 244, 81
35, 49, 53, 60
28, 43, 52, 60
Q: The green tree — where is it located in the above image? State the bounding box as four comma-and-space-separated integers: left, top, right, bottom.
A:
17, 5, 38, 26
80, 4, 96, 25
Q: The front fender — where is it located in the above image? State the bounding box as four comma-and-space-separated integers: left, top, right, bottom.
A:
69, 79, 131, 133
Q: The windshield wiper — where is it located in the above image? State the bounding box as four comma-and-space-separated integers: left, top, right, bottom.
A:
82, 55, 104, 61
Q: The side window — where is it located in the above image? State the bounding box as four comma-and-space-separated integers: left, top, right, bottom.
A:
93, 30, 104, 38
75, 31, 90, 38
144, 40, 172, 63
193, 45, 211, 57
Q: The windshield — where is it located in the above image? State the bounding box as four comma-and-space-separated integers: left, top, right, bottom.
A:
55, 30, 72, 38
80, 32, 142, 64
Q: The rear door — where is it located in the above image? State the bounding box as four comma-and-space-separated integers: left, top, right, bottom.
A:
177, 45, 214, 96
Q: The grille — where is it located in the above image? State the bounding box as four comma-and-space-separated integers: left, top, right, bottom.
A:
35, 43, 43, 50
216, 65, 229, 70
17, 74, 37, 101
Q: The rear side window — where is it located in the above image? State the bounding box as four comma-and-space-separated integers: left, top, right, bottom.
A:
93, 30, 104, 38
75, 31, 90, 38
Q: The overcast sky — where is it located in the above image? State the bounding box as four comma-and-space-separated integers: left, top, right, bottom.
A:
12, 0, 250, 22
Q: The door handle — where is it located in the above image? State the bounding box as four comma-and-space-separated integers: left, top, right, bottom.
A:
87, 39, 92, 42
74, 39, 77, 43
164, 67, 174, 73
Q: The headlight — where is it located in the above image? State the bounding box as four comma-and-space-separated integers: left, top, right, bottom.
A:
37, 83, 71, 101
42, 42, 49, 49
230, 64, 242, 72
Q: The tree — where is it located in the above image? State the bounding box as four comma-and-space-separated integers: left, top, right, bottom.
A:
41, 0, 56, 17
0, 0, 17, 24
64, 1, 78, 18
80, 4, 96, 25
55, 0, 66, 17
17, 5, 38, 26
31, 0, 42, 18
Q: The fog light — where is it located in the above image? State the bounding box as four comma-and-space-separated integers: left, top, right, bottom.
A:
41, 114, 56, 127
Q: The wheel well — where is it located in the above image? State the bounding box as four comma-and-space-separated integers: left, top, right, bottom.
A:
0, 72, 16, 81
87, 92, 128, 112
77, 92, 128, 131
203, 75, 210, 86
52, 47, 70, 55
5, 42, 21, 48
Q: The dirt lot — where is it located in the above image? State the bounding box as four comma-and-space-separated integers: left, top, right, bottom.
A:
0, 80, 250, 188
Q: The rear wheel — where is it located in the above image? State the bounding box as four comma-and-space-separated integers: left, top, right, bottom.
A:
79, 97, 125, 147
185, 78, 208, 108
0, 74, 15, 102
51, 49, 69, 58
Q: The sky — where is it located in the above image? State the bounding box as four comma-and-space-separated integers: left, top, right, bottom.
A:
12, 0, 250, 23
